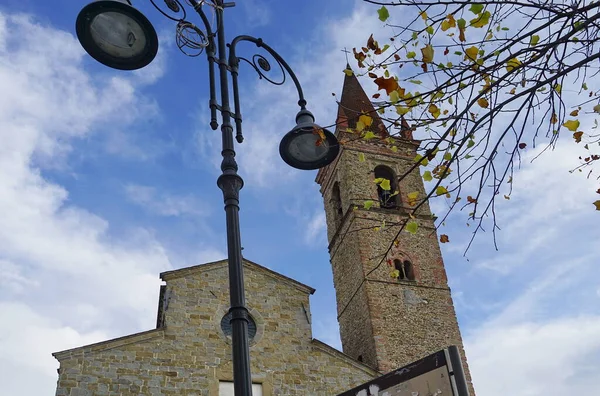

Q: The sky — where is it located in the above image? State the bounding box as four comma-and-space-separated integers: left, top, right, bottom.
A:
0, 1, 599, 395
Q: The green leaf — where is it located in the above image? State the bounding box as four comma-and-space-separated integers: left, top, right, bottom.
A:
457, 18, 467, 29
377, 6, 390, 22
409, 79, 422, 84
363, 131, 376, 140
414, 154, 429, 166
364, 200, 374, 210
469, 4, 484, 14
359, 153, 366, 162
530, 35, 540, 45
423, 171, 433, 181
407, 51, 416, 59
443, 152, 452, 161
467, 139, 475, 148
405, 221, 418, 234
426, 26, 434, 35
436, 186, 448, 196
470, 11, 490, 28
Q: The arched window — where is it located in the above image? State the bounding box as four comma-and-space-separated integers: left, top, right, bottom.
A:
332, 182, 343, 221
404, 260, 415, 281
393, 259, 405, 280
374, 165, 398, 208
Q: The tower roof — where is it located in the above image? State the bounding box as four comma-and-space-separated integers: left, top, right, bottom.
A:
336, 68, 413, 140
336, 68, 387, 136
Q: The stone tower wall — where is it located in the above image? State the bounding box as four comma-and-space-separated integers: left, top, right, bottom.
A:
317, 132, 475, 394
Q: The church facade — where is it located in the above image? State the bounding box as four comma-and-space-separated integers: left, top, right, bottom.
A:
53, 73, 474, 395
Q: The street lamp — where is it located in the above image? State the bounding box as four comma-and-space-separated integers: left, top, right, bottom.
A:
75, 1, 340, 395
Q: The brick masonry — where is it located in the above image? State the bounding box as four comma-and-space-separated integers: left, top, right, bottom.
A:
53, 260, 378, 395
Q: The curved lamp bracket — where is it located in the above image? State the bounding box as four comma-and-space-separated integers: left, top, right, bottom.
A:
228, 35, 308, 143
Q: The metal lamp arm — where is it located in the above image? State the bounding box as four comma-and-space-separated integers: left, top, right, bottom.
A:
228, 35, 307, 143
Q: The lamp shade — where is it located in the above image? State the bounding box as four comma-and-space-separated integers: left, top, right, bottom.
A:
279, 109, 340, 170
76, 0, 158, 70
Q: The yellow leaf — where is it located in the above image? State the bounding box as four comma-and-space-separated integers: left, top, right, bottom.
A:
570, 109, 579, 116
396, 106, 409, 115
364, 200, 374, 209
420, 11, 428, 20
554, 84, 562, 94
506, 58, 521, 72
441, 14, 456, 31
477, 97, 489, 108
464, 46, 479, 61
389, 90, 400, 103
563, 120, 580, 131
359, 153, 366, 162
356, 120, 365, 132
594, 200, 600, 210
359, 114, 373, 127
380, 179, 391, 190
390, 269, 400, 279
530, 35, 540, 45
407, 191, 419, 206
429, 104, 441, 119
391, 145, 398, 152
343, 68, 353, 76
470, 11, 491, 28
421, 45, 434, 63
593, 104, 600, 114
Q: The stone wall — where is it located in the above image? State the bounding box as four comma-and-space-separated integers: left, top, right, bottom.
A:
53, 260, 378, 396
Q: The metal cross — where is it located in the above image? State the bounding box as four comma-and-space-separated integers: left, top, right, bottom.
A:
341, 47, 351, 64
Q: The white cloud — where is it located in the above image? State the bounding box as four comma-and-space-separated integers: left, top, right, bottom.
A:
125, 183, 209, 217
0, 11, 186, 395
467, 317, 600, 396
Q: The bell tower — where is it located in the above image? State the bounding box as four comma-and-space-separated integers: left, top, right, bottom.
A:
316, 68, 475, 394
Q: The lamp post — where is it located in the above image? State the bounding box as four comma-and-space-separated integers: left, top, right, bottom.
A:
75, 1, 339, 395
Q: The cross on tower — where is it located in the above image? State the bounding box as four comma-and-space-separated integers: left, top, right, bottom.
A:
341, 47, 351, 64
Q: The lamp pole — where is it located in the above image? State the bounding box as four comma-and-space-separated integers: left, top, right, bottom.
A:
75, 1, 339, 395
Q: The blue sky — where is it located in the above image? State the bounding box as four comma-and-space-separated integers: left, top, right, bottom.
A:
0, 1, 599, 395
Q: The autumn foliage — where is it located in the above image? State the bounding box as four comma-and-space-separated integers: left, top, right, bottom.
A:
345, 0, 600, 252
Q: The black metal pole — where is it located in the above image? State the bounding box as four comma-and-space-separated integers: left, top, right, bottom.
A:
213, 2, 253, 396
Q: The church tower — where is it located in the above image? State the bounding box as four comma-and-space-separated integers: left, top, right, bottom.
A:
316, 69, 475, 394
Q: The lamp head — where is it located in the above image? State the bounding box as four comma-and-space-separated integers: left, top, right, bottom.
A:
279, 109, 340, 170
76, 0, 158, 70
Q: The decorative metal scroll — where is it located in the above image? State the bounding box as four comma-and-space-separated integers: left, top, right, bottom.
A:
237, 52, 286, 86
150, 0, 187, 21
176, 21, 208, 57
